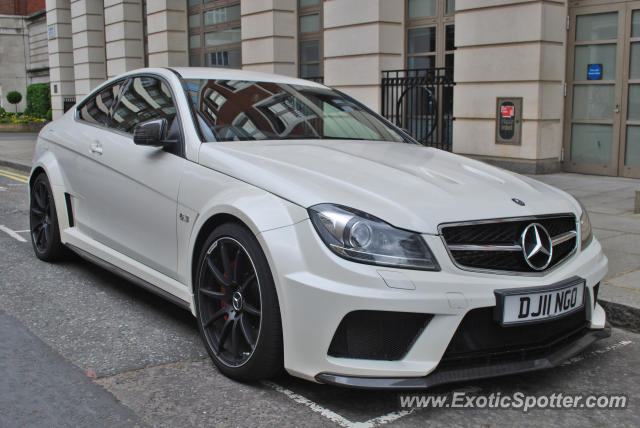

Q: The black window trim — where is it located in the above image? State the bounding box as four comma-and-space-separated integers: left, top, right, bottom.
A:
74, 72, 186, 158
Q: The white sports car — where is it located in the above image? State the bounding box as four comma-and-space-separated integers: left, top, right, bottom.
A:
30, 67, 609, 389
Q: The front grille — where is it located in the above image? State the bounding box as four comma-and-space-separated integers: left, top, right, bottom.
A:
440, 214, 577, 273
439, 306, 588, 368
328, 311, 432, 360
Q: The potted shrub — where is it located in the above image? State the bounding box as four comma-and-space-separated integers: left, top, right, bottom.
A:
6, 91, 22, 113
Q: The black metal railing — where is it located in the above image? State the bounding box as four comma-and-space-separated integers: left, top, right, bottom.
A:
63, 97, 76, 113
381, 67, 454, 151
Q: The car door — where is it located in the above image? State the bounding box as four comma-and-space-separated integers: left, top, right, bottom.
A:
62, 80, 126, 237
83, 75, 187, 280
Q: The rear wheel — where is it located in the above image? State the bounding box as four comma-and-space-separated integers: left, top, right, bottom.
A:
194, 222, 283, 381
29, 174, 65, 261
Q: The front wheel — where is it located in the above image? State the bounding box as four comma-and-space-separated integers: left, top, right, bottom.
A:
194, 222, 283, 381
29, 174, 65, 261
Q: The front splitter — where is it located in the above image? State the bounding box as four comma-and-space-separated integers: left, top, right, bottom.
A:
315, 327, 611, 390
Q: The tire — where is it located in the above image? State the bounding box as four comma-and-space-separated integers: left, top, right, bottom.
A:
29, 173, 66, 262
194, 222, 284, 381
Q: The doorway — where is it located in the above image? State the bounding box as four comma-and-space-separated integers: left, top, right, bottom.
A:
565, 1, 640, 178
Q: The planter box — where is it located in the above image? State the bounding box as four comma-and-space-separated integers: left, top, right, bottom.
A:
0, 122, 47, 132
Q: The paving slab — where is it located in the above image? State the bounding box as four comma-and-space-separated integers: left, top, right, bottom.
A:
0, 132, 37, 172
96, 361, 334, 428
602, 249, 640, 282
589, 212, 640, 234
0, 309, 144, 427
0, 227, 207, 378
593, 227, 626, 241
606, 269, 640, 291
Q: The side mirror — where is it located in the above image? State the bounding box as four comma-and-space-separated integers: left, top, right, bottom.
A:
133, 119, 168, 147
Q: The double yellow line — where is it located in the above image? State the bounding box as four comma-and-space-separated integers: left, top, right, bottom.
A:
0, 168, 29, 184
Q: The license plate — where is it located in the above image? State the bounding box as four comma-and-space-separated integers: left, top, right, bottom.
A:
495, 279, 585, 326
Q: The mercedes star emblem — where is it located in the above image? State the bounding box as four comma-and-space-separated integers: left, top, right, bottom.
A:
232, 291, 243, 311
512, 198, 526, 206
521, 223, 553, 271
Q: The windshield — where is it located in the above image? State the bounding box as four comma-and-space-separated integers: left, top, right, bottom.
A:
184, 79, 408, 143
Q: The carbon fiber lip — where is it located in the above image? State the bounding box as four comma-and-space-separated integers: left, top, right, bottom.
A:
315, 327, 611, 390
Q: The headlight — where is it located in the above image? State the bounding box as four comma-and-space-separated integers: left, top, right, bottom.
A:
578, 200, 593, 250
308, 204, 439, 270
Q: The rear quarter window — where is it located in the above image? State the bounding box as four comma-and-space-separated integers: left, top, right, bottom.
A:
78, 81, 124, 125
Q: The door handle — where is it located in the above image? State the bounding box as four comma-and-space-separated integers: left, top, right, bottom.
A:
90, 141, 103, 155
614, 104, 620, 113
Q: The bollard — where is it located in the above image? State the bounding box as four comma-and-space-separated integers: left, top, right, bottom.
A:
636, 189, 640, 214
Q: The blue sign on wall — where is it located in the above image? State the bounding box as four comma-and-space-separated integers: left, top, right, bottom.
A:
587, 64, 603, 80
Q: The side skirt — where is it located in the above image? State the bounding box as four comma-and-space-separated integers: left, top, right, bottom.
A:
67, 243, 191, 312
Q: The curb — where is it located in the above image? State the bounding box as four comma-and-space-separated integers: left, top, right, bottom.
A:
599, 299, 640, 334
0, 158, 31, 173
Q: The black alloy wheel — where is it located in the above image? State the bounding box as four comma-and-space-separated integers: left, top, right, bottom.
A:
199, 237, 261, 366
195, 223, 283, 380
29, 174, 65, 261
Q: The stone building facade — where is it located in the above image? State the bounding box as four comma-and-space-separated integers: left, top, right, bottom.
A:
38, 0, 640, 178
0, 0, 48, 112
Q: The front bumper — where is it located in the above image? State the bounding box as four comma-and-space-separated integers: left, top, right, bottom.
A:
315, 326, 611, 389
258, 219, 609, 384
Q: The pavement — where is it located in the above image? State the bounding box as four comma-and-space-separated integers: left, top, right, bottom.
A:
0, 132, 36, 171
1, 134, 640, 426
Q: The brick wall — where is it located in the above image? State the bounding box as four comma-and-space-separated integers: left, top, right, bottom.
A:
26, 0, 45, 15
0, 0, 45, 15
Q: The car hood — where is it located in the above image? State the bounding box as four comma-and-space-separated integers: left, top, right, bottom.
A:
198, 140, 579, 234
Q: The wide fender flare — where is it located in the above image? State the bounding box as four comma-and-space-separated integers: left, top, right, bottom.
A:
184, 183, 308, 294
30, 149, 71, 230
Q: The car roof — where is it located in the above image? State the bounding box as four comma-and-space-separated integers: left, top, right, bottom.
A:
169, 67, 326, 88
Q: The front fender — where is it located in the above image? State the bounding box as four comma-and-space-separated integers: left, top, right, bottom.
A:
30, 140, 71, 231
177, 161, 308, 295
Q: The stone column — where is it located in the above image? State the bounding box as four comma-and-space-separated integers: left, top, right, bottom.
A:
46, 0, 75, 119
0, 14, 28, 112
240, 0, 296, 76
104, 0, 144, 78
322, 0, 404, 112
70, 0, 107, 100
452, 0, 566, 173
146, 0, 188, 67
26, 12, 50, 84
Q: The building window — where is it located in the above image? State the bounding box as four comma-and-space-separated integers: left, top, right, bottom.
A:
406, 0, 454, 71
446, 0, 455, 15
189, 0, 241, 69
298, 0, 323, 81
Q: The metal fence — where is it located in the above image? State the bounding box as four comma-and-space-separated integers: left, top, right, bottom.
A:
63, 98, 76, 113
381, 67, 454, 151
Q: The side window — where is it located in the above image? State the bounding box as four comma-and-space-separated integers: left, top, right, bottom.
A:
78, 81, 123, 125
111, 76, 177, 134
